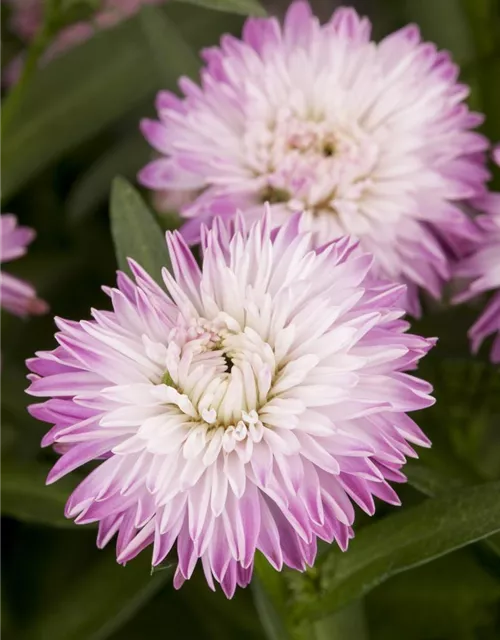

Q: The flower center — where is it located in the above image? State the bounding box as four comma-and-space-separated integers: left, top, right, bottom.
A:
154, 315, 274, 446
244, 108, 380, 214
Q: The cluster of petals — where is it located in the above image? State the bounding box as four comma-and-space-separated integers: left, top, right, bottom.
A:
0, 214, 47, 318
454, 147, 500, 362
139, 0, 489, 316
27, 210, 434, 597
3, 0, 164, 84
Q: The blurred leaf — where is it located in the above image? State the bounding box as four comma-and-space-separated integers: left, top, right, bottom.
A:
366, 551, 500, 640
139, 5, 201, 82
22, 550, 173, 640
253, 555, 291, 640
176, 0, 266, 16
67, 133, 150, 223
462, 0, 500, 58
405, 459, 470, 496
1, 461, 77, 529
252, 581, 290, 640
179, 573, 264, 640
295, 480, 500, 620
311, 602, 368, 640
2, 17, 161, 201
2, 4, 244, 201
406, 456, 500, 557
110, 176, 171, 282
402, 0, 475, 65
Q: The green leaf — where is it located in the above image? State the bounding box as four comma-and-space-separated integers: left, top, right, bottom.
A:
175, 0, 266, 16
139, 5, 201, 82
1, 461, 78, 529
110, 176, 171, 283
405, 457, 500, 558
253, 555, 291, 640
1, 16, 161, 201
22, 550, 173, 640
311, 602, 368, 640
402, 0, 476, 65
2, 4, 244, 201
296, 480, 500, 621
366, 551, 500, 640
66, 133, 151, 223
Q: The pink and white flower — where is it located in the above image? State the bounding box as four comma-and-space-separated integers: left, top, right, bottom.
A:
3, 0, 165, 84
139, 0, 489, 315
27, 210, 434, 597
454, 147, 500, 362
1, 214, 48, 317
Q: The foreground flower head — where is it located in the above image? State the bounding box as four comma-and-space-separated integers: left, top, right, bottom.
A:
1, 214, 48, 317
27, 210, 434, 597
3, 0, 164, 84
455, 147, 500, 362
139, 0, 489, 316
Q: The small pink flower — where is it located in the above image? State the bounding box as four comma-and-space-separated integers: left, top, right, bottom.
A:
454, 146, 500, 362
27, 209, 434, 597
139, 0, 489, 316
1, 214, 48, 317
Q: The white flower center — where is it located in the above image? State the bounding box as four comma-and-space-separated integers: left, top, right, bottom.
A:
152, 315, 273, 450
244, 107, 380, 214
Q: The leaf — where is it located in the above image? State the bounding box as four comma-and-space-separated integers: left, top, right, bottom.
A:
66, 133, 151, 223
110, 176, 171, 283
175, 0, 266, 16
366, 551, 500, 640
405, 457, 500, 557
252, 580, 290, 640
1, 16, 161, 201
295, 481, 500, 621
139, 5, 201, 83
252, 555, 291, 640
402, 0, 476, 65
22, 549, 174, 640
1, 461, 78, 529
2, 4, 244, 201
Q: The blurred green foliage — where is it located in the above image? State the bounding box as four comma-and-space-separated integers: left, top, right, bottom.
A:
2, 0, 500, 638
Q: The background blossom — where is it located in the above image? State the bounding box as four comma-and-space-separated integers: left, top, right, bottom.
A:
454, 147, 500, 362
0, 214, 47, 317
140, 0, 490, 315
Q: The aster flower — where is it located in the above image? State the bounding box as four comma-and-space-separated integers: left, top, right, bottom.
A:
454, 147, 500, 362
139, 0, 489, 315
1, 214, 48, 317
3, 0, 165, 85
27, 210, 434, 597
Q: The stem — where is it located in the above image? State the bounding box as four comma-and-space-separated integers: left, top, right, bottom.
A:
313, 600, 369, 640
2, 0, 59, 134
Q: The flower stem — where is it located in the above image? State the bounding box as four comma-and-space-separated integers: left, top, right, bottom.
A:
2, 0, 59, 134
313, 600, 369, 640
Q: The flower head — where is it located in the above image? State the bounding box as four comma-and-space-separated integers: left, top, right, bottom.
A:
139, 0, 489, 315
1, 214, 48, 317
454, 147, 500, 362
27, 210, 434, 597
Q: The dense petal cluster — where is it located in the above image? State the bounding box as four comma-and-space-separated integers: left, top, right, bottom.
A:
27, 211, 434, 596
1, 214, 47, 317
139, 0, 489, 315
3, 0, 164, 84
455, 147, 500, 362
